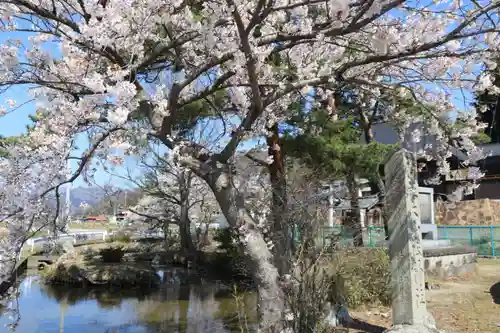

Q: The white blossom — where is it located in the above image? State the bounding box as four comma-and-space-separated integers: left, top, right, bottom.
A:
0, 0, 497, 307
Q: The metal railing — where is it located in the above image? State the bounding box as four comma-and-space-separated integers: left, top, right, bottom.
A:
311, 226, 387, 249
317, 225, 500, 256
437, 225, 500, 257
24, 229, 166, 255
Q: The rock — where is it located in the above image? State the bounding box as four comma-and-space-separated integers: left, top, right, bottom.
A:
383, 324, 446, 333
61, 241, 75, 254
383, 311, 442, 333
425, 282, 441, 290
323, 302, 353, 327
122, 253, 137, 262
152, 254, 162, 265
424, 311, 437, 329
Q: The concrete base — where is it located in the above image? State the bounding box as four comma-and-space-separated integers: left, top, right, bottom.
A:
383, 325, 445, 333
421, 224, 438, 240
422, 239, 451, 248
384, 310, 448, 333
424, 252, 477, 278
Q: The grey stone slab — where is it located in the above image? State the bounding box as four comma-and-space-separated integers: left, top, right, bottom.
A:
384, 149, 427, 326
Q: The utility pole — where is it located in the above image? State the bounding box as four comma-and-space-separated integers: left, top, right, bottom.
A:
63, 159, 72, 229
328, 184, 335, 227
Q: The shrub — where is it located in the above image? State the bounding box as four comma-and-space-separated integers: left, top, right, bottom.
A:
327, 247, 391, 309
99, 246, 125, 263
211, 228, 249, 279
471, 236, 490, 246
213, 228, 239, 254
107, 231, 131, 243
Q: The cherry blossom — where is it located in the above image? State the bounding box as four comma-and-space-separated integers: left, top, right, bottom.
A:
0, 0, 499, 330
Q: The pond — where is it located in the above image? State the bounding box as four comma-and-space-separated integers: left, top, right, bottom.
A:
0, 268, 258, 333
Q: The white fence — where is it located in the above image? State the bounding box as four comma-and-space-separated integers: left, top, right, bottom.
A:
25, 230, 108, 252
25, 229, 168, 253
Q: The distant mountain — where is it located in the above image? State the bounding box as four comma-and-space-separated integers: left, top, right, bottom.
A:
69, 186, 108, 211
70, 186, 143, 215
46, 186, 109, 214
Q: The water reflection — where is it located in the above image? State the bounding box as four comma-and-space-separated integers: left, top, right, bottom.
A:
0, 268, 257, 333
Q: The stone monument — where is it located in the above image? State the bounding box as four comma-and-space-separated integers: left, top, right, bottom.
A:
383, 149, 443, 333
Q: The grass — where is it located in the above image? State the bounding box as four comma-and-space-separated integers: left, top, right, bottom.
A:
67, 223, 120, 230
348, 258, 500, 333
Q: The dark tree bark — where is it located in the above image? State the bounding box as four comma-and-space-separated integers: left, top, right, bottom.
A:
266, 123, 291, 276
346, 173, 363, 247
178, 171, 197, 264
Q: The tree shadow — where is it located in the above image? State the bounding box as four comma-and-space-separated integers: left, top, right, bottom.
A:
344, 318, 387, 333
489, 282, 500, 304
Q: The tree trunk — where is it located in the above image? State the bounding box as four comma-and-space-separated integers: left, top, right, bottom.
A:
363, 114, 389, 240
178, 171, 197, 264
163, 222, 170, 249
377, 176, 390, 240
347, 174, 363, 247
208, 171, 285, 332
267, 123, 291, 276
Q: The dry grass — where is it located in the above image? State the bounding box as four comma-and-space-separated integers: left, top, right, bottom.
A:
67, 223, 119, 230
347, 259, 500, 333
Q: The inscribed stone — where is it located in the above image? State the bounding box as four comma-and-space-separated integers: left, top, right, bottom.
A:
384, 149, 427, 326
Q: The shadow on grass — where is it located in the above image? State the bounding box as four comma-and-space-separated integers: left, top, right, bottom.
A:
489, 282, 500, 304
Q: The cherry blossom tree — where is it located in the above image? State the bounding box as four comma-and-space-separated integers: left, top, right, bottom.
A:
127, 152, 220, 257
1, 0, 499, 330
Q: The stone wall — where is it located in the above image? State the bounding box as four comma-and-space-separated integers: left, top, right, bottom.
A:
423, 252, 477, 278
435, 199, 500, 225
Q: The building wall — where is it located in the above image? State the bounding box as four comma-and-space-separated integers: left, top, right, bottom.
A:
475, 181, 500, 200
436, 199, 500, 225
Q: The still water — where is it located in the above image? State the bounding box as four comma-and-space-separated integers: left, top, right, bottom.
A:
0, 268, 257, 333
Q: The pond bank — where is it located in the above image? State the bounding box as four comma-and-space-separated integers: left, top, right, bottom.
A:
41, 252, 161, 287
40, 241, 253, 288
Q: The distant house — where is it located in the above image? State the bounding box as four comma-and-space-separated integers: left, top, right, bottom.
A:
367, 122, 500, 201
113, 212, 129, 225
447, 143, 500, 200
84, 215, 108, 223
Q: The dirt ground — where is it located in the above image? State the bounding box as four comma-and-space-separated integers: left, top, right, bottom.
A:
346, 259, 500, 333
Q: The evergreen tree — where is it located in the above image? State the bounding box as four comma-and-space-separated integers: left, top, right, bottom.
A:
282, 102, 398, 246
474, 64, 499, 144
